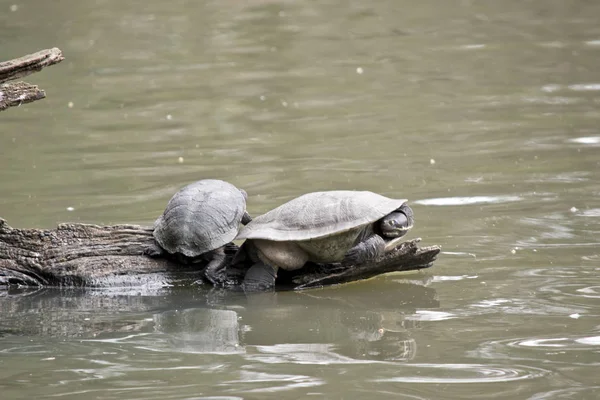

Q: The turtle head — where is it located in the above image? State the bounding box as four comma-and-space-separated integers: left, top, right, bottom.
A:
379, 204, 414, 238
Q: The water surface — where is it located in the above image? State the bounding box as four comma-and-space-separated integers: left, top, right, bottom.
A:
1, 0, 600, 398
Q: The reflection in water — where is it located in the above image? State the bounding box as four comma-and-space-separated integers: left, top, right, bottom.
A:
155, 309, 243, 354
406, 310, 456, 321
0, 280, 436, 364
0, 288, 159, 338
239, 280, 436, 362
0, 281, 439, 397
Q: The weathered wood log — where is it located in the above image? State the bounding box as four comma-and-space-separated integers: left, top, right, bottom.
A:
0, 217, 440, 291
0, 48, 64, 111
0, 48, 64, 84
0, 81, 47, 111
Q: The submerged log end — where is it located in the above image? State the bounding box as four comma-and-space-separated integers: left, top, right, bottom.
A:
0, 47, 65, 111
283, 238, 441, 290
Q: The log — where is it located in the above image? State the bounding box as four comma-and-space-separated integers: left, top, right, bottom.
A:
0, 81, 47, 111
0, 217, 440, 291
0, 48, 64, 84
0, 48, 65, 111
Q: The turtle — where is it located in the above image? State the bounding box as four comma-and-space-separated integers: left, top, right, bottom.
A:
145, 179, 252, 285
235, 190, 414, 290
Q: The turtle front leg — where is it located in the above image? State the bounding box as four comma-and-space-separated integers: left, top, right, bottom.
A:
203, 247, 228, 286
342, 234, 386, 266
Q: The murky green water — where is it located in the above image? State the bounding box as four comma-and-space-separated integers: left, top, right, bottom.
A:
2, 0, 600, 398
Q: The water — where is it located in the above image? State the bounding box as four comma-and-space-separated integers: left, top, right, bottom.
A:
1, 0, 600, 398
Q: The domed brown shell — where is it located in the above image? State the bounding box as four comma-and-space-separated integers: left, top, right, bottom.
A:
153, 179, 247, 257
236, 191, 407, 242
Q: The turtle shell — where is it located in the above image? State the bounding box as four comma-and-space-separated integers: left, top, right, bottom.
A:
236, 190, 407, 242
153, 179, 247, 257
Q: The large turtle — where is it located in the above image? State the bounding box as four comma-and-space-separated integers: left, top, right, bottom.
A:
146, 179, 252, 285
235, 190, 414, 290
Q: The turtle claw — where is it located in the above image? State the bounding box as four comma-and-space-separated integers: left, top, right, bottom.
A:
205, 270, 226, 287
205, 265, 228, 287
342, 247, 362, 267
203, 249, 228, 287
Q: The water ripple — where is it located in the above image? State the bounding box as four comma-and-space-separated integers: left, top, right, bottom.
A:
432, 274, 478, 282
578, 208, 600, 217
519, 336, 600, 349
373, 363, 549, 383
223, 371, 324, 393
472, 335, 600, 364
567, 136, 600, 145
0, 345, 49, 355
415, 195, 522, 206
576, 285, 600, 298
529, 386, 600, 400
536, 280, 600, 309
568, 83, 600, 91
464, 295, 587, 317
515, 266, 598, 279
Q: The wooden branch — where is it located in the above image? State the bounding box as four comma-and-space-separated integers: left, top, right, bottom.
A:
0, 217, 440, 291
282, 239, 440, 290
0, 48, 64, 84
0, 81, 46, 111
0, 48, 64, 111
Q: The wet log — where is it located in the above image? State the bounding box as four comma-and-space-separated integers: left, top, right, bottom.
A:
0, 217, 440, 291
0, 48, 64, 111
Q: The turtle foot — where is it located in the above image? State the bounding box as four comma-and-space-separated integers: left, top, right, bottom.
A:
204, 249, 228, 287
205, 269, 228, 287
342, 235, 386, 266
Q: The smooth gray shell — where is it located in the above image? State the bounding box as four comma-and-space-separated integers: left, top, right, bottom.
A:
236, 190, 407, 242
153, 179, 247, 257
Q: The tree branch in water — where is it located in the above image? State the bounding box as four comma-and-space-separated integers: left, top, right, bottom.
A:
0, 48, 64, 111
0, 218, 440, 290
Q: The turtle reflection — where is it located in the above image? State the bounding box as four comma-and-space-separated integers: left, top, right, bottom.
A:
0, 279, 436, 363
239, 279, 436, 362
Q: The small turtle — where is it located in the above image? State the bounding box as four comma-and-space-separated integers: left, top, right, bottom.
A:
146, 179, 252, 285
235, 190, 414, 290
